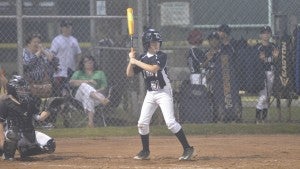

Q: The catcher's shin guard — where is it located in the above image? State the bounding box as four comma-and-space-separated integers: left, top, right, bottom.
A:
18, 144, 43, 158
3, 129, 19, 159
18, 131, 56, 158
3, 140, 18, 159
18, 139, 55, 158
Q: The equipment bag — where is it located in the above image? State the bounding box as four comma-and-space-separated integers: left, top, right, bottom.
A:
179, 81, 213, 123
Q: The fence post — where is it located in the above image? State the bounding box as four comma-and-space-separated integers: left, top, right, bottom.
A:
16, 0, 23, 76
90, 0, 97, 46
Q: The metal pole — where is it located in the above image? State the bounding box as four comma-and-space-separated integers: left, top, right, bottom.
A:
16, 0, 23, 75
145, 0, 149, 26
90, 0, 97, 45
268, 0, 273, 29
137, 0, 145, 108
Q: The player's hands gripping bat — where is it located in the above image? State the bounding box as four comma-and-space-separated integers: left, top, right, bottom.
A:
127, 8, 134, 52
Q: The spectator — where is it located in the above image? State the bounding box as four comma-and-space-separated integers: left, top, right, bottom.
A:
0, 75, 56, 161
126, 28, 194, 160
69, 55, 110, 128
23, 33, 57, 82
255, 26, 279, 124
49, 20, 81, 128
186, 28, 206, 86
50, 20, 82, 97
22, 32, 59, 129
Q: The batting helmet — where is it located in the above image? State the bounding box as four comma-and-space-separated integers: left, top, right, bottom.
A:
260, 26, 272, 34
142, 28, 162, 52
217, 24, 231, 35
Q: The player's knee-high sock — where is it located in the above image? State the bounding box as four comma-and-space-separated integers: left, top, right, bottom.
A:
175, 129, 190, 149
140, 134, 149, 151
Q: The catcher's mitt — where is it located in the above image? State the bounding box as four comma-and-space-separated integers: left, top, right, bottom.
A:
44, 97, 65, 113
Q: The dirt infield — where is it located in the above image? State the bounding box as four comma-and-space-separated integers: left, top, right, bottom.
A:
1, 135, 299, 169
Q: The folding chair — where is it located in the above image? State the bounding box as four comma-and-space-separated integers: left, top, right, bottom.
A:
63, 85, 120, 127
93, 85, 122, 127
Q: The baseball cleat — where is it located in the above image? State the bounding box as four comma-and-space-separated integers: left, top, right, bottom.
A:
2, 154, 14, 161
179, 146, 194, 161
133, 150, 150, 160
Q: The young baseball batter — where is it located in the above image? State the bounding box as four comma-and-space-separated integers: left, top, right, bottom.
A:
126, 28, 194, 160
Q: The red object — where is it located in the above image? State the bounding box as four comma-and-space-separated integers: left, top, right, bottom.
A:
187, 29, 203, 45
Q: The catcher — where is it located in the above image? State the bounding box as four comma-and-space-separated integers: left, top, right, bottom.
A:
0, 75, 57, 161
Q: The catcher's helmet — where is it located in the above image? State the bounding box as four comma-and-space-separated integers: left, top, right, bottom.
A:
7, 75, 31, 104
142, 28, 162, 52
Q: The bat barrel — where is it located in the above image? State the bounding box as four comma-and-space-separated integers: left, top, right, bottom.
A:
127, 8, 134, 36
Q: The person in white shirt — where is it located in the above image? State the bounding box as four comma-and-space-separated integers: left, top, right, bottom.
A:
48, 20, 82, 128
50, 20, 82, 97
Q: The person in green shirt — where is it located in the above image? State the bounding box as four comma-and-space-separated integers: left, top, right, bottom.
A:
70, 55, 110, 128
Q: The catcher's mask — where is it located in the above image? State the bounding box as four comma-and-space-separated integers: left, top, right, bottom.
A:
7, 75, 31, 104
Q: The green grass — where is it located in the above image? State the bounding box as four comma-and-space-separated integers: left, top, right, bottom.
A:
43, 95, 300, 138
242, 106, 300, 123
40, 123, 300, 138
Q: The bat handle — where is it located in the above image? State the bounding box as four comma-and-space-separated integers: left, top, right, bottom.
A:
130, 35, 134, 52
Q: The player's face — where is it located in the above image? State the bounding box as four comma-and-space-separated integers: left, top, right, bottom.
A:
260, 32, 271, 42
148, 41, 160, 54
209, 38, 220, 49
217, 31, 225, 39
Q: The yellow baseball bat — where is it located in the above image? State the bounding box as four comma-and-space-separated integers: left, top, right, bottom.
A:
127, 8, 134, 52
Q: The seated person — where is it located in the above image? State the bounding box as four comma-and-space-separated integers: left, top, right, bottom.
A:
0, 75, 56, 161
69, 55, 110, 128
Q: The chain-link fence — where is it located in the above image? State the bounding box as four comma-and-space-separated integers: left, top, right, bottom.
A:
0, 0, 299, 128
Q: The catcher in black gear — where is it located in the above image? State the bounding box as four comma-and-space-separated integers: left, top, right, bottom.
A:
0, 75, 56, 161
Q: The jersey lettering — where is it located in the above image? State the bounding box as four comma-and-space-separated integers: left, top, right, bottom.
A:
150, 80, 160, 91
143, 70, 155, 78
